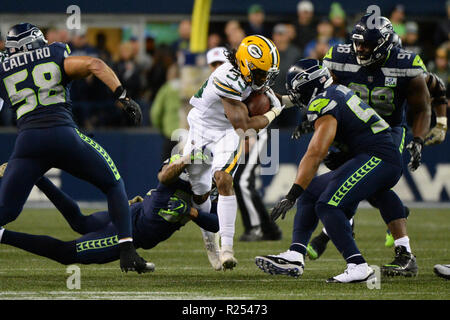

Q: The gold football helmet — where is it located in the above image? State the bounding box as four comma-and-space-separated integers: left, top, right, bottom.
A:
235, 35, 280, 90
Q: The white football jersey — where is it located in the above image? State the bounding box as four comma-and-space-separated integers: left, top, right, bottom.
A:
189, 62, 253, 132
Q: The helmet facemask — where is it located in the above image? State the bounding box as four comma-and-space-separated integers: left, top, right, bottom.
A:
244, 61, 279, 91
351, 20, 394, 66
287, 66, 332, 109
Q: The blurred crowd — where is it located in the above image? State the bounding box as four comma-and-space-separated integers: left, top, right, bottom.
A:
0, 1, 449, 134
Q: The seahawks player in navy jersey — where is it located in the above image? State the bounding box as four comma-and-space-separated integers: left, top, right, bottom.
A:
300, 15, 432, 277
0, 23, 147, 273
0, 154, 219, 268
255, 59, 405, 283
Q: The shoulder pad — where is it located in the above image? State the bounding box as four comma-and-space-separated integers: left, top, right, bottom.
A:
383, 48, 426, 77
212, 63, 248, 98
323, 44, 353, 63
50, 42, 71, 57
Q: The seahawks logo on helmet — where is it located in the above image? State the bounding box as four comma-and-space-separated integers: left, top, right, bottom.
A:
292, 72, 310, 88
247, 44, 263, 59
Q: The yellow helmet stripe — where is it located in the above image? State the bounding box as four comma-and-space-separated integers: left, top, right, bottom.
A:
255, 35, 279, 68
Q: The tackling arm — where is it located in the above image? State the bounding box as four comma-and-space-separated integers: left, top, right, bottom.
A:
293, 115, 337, 188
157, 154, 191, 185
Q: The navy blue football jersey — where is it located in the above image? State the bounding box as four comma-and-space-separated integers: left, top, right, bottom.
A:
0, 42, 76, 131
307, 84, 401, 165
322, 45, 427, 127
131, 177, 193, 249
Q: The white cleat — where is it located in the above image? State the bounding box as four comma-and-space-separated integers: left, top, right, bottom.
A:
220, 245, 238, 270
255, 250, 304, 278
201, 229, 222, 271
434, 264, 450, 280
326, 263, 375, 283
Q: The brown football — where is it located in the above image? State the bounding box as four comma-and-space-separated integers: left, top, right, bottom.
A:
244, 91, 271, 117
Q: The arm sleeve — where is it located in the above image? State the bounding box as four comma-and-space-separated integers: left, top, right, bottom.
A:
192, 210, 219, 233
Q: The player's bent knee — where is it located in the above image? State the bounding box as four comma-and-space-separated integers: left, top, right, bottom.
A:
214, 171, 234, 195
0, 205, 23, 225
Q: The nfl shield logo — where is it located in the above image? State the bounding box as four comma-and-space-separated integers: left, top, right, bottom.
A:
385, 77, 397, 87
368, 76, 373, 83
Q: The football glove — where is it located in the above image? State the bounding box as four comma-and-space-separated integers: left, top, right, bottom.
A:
270, 198, 296, 221
128, 195, 144, 206
291, 121, 314, 139
323, 151, 351, 170
425, 122, 447, 146
114, 86, 143, 126
190, 148, 209, 164
265, 88, 285, 117
405, 137, 424, 171
0, 162, 7, 178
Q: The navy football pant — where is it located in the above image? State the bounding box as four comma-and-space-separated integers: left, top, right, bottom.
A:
366, 126, 408, 224
1, 174, 122, 264
290, 153, 402, 262
0, 126, 132, 239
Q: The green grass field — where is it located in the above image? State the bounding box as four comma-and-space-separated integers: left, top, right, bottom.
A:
0, 207, 449, 300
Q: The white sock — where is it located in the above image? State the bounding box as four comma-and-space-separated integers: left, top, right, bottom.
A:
193, 197, 211, 213
0, 227, 4, 243
217, 194, 237, 248
394, 236, 411, 253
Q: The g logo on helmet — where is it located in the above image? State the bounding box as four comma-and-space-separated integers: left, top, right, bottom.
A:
247, 44, 263, 59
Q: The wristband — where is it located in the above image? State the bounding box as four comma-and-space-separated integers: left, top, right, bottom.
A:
286, 183, 304, 201
263, 110, 277, 124
113, 85, 127, 100
436, 117, 447, 127
413, 136, 424, 147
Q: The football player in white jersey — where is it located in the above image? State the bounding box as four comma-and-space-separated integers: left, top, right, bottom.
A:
184, 35, 292, 270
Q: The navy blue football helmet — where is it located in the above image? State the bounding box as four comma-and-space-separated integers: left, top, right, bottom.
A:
5, 23, 47, 56
351, 14, 394, 66
286, 59, 333, 108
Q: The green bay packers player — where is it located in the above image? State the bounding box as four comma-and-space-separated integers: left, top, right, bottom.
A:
183, 35, 291, 270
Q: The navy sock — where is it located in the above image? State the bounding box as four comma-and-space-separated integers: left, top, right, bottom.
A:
316, 203, 363, 262
2, 230, 76, 265
346, 254, 366, 265
290, 192, 320, 255
36, 177, 110, 234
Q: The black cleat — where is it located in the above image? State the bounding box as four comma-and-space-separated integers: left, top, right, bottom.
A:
381, 246, 418, 277
306, 231, 330, 260
119, 241, 154, 274
261, 224, 283, 241
239, 226, 263, 242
